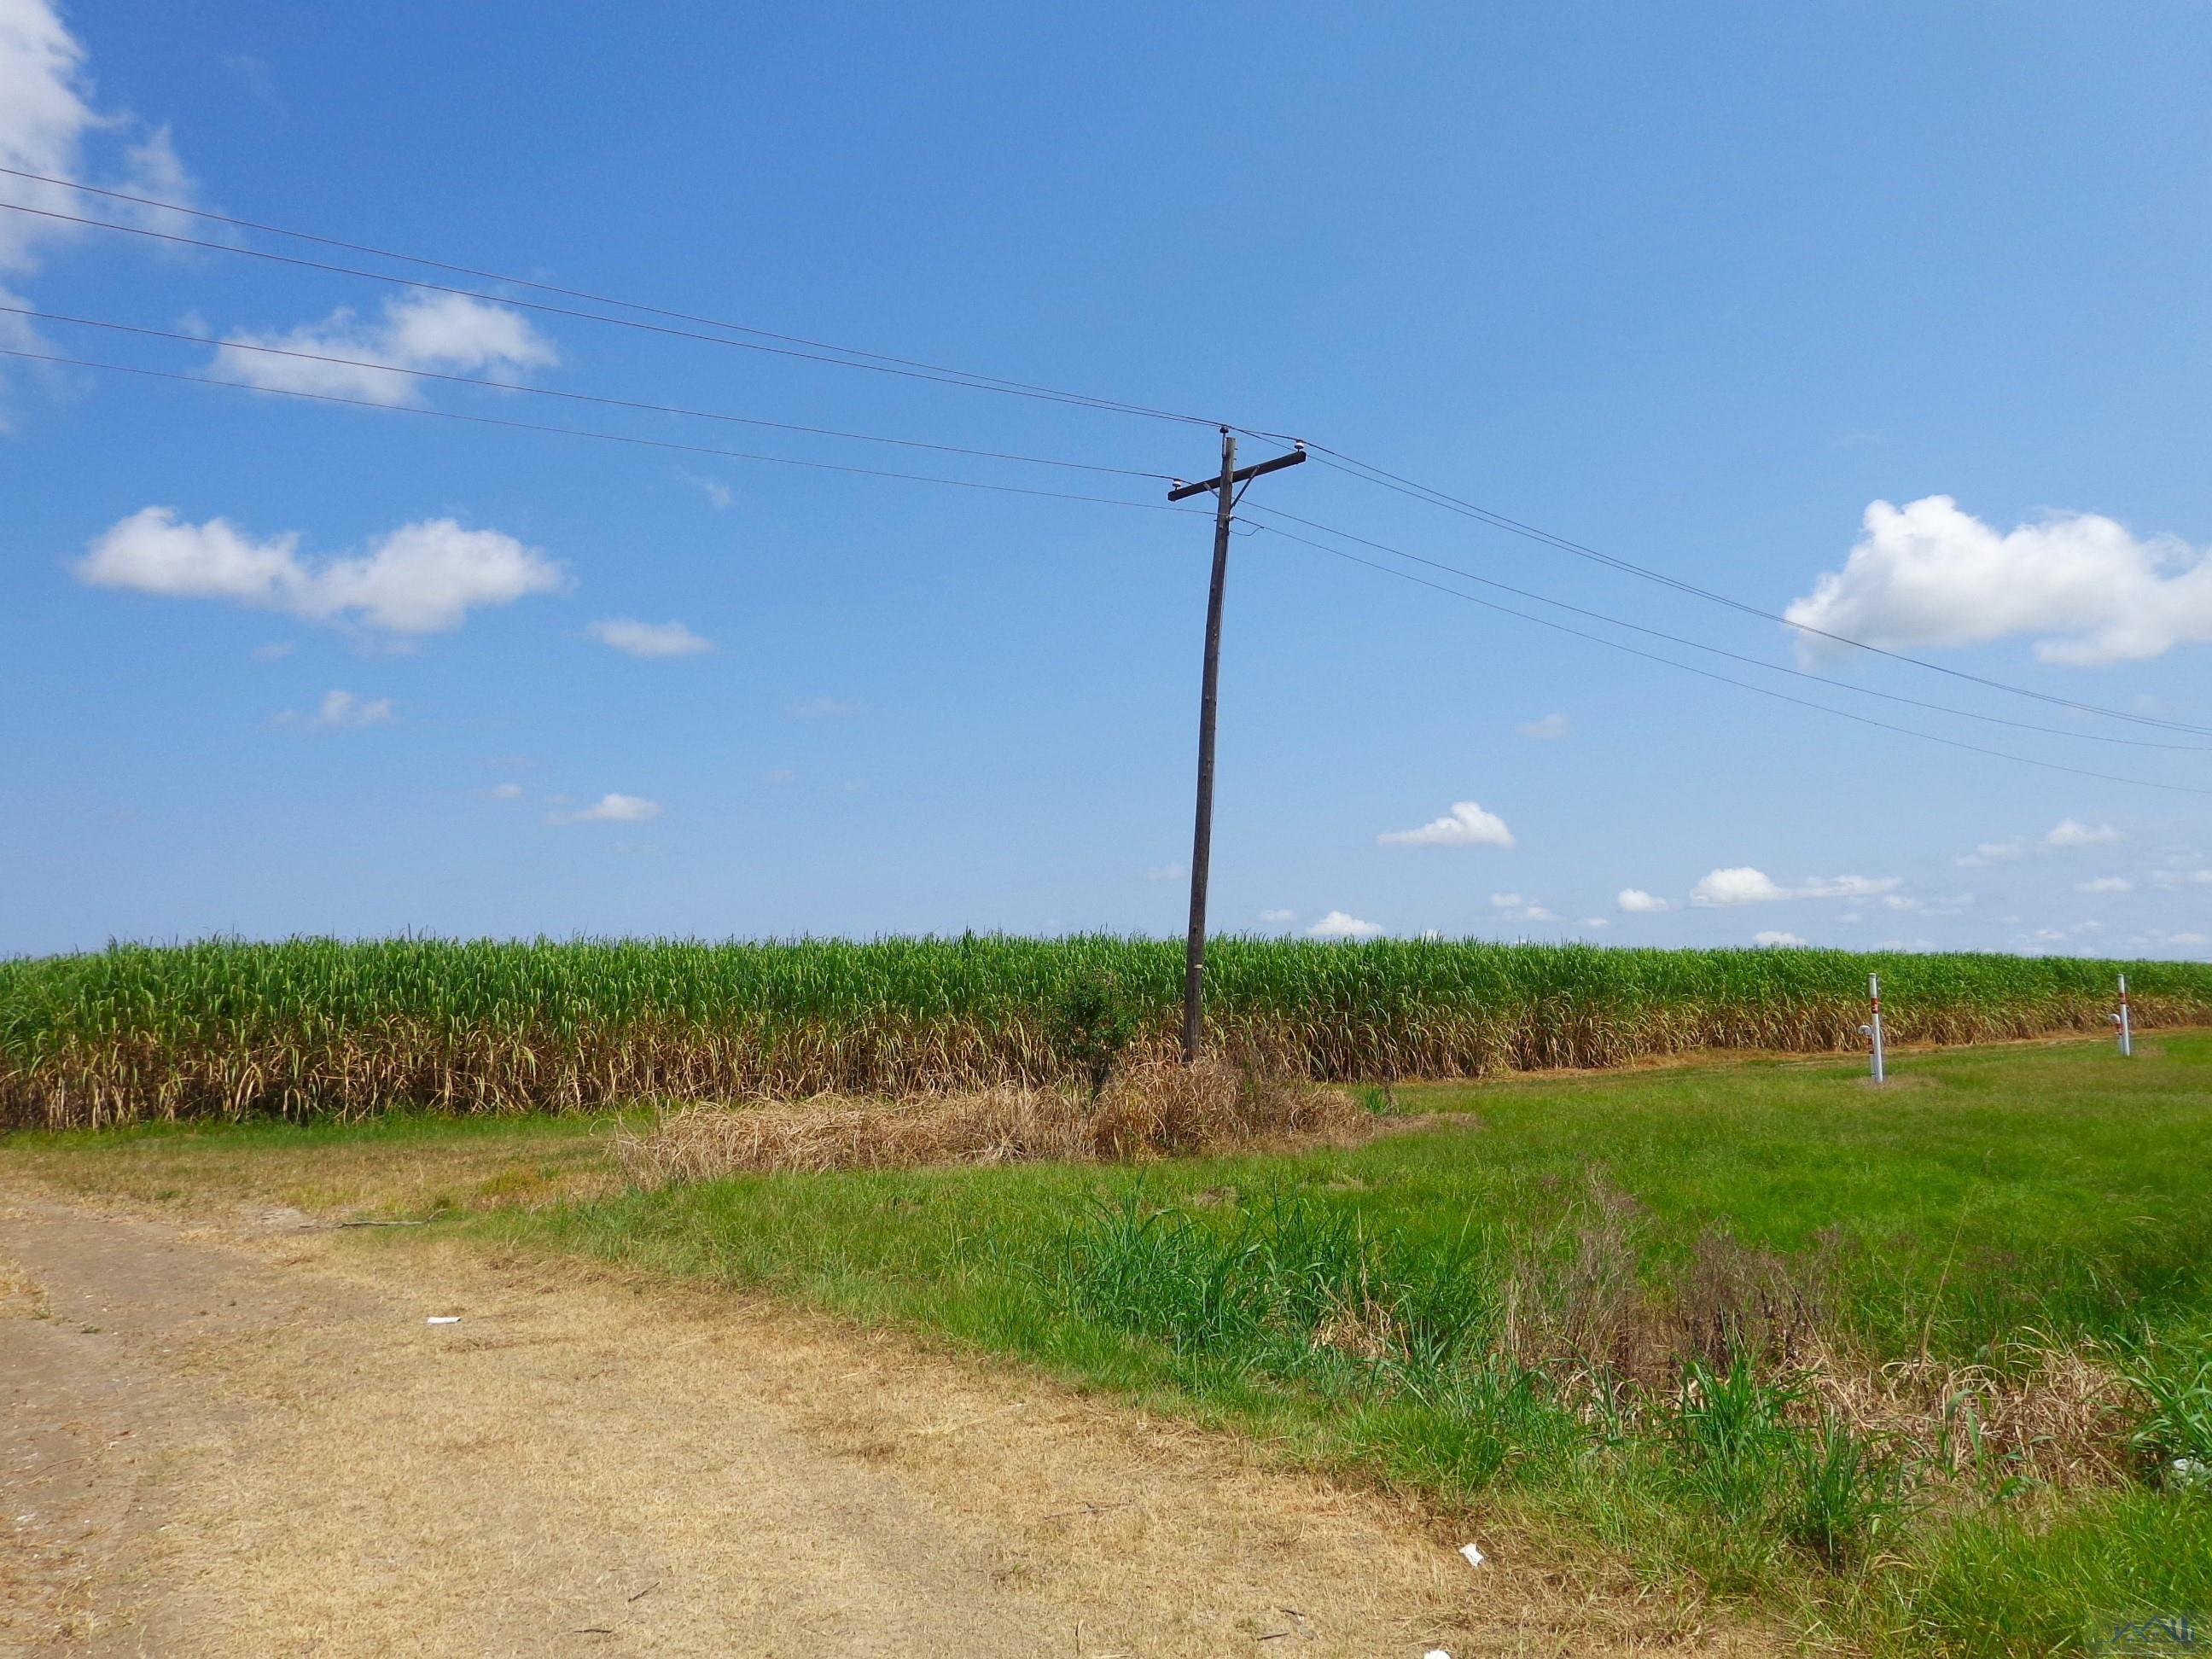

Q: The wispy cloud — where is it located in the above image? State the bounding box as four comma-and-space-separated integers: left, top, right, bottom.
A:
1259, 908, 1295, 925
211, 291, 557, 405
2076, 876, 2133, 894
546, 793, 661, 825
588, 618, 713, 659
1690, 868, 1901, 907
1516, 712, 1571, 741
788, 696, 860, 720
2046, 818, 2122, 849
279, 689, 395, 731
1144, 862, 1187, 883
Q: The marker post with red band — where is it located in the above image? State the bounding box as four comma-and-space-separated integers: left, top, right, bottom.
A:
1859, 972, 1887, 1084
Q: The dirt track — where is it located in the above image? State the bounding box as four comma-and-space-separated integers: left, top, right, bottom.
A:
0, 1189, 1758, 1656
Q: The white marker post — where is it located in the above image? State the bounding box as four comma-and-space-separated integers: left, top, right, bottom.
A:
2113, 973, 2133, 1057
1859, 972, 1887, 1084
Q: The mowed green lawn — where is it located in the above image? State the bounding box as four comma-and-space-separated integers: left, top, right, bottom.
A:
10, 1033, 2210, 1654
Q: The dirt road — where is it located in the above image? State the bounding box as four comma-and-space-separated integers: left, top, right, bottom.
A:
1, 1189, 1749, 1656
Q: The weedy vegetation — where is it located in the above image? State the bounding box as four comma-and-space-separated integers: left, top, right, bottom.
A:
5, 934, 2207, 1126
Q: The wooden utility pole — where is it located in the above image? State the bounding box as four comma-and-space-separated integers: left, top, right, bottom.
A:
1167, 428, 1307, 1062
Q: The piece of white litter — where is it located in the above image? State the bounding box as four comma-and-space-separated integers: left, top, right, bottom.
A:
1425, 1650, 1455, 1659
425, 1316, 461, 1325
1458, 1542, 1485, 1569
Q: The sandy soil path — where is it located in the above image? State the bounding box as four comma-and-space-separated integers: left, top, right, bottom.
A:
1, 1189, 1754, 1656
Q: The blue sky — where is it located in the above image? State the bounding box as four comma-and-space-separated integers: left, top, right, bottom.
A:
3, 0, 2208, 958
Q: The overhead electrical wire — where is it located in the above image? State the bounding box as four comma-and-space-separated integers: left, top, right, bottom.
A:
1249, 517, 2212, 799
9, 170, 2202, 745
0, 346, 1200, 515
0, 165, 1214, 422
0, 304, 1175, 481
1239, 503, 2212, 754
0, 198, 1221, 426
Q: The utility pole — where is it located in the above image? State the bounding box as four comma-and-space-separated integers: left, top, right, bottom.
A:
1167, 428, 1307, 1063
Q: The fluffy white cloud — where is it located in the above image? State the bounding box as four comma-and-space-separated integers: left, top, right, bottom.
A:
1753, 931, 1809, 948
2046, 818, 2122, 850
1690, 867, 1901, 907
547, 793, 661, 826
2076, 876, 2133, 895
212, 292, 557, 405
1786, 496, 2212, 665
1616, 888, 1672, 913
1259, 908, 1296, 925
1378, 800, 1515, 848
75, 508, 567, 633
587, 618, 713, 659
1307, 910, 1383, 940
1516, 712, 1571, 741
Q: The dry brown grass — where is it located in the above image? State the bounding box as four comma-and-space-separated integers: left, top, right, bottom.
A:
615, 1057, 1365, 1185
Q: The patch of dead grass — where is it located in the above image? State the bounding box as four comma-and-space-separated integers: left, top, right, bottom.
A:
617, 1057, 1365, 1184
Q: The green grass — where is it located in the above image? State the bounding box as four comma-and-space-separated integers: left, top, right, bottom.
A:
6, 933, 2207, 1126
11, 1033, 2209, 1651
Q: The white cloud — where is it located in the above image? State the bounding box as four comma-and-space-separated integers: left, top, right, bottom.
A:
74, 508, 566, 634
2046, 818, 2122, 850
547, 793, 661, 825
1785, 495, 2212, 666
588, 618, 713, 659
1690, 867, 1901, 907
1490, 893, 1557, 923
486, 782, 524, 800
0, 4, 197, 274
1307, 910, 1383, 940
1144, 862, 1187, 883
212, 291, 557, 405
1753, 931, 1809, 948
1583, 917, 1610, 929
2076, 876, 2133, 895
1516, 712, 1571, 741
1956, 840, 2028, 869
1378, 800, 1514, 848
1259, 908, 1296, 925
305, 689, 393, 730
1616, 888, 1672, 914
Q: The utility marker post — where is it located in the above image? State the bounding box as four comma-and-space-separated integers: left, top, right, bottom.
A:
1860, 972, 1887, 1084
1167, 428, 1307, 1063
2113, 974, 2133, 1057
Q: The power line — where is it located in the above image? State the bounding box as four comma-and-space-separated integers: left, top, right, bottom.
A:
0, 346, 1201, 514
2, 304, 1176, 481
12, 171, 2202, 744
0, 165, 1215, 421
1241, 503, 2212, 754
1290, 442, 2212, 740
0, 198, 1221, 427
1250, 518, 2212, 798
